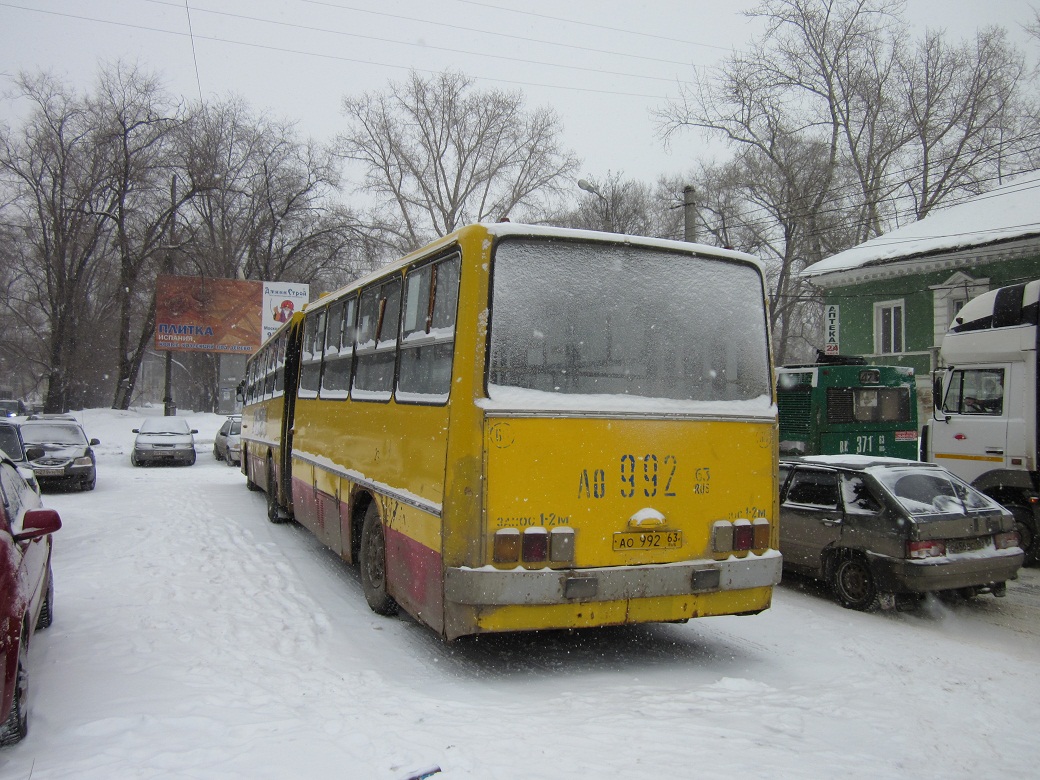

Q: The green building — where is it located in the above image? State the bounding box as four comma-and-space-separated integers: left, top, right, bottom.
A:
801, 173, 1040, 419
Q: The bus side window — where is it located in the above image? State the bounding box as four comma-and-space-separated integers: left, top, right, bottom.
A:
320, 297, 356, 399
398, 255, 460, 401
354, 278, 402, 400
299, 310, 326, 398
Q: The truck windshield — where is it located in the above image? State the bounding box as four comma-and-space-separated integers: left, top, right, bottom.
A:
487, 238, 771, 404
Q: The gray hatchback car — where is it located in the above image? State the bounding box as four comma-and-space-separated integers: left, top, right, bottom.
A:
779, 455, 1024, 610
131, 417, 198, 466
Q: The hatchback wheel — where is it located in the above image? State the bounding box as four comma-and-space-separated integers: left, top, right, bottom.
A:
831, 554, 879, 611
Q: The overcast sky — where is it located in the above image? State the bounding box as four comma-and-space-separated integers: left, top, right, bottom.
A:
1, 1, 1036, 190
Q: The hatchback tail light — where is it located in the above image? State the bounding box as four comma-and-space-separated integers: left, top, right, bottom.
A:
907, 539, 945, 559
994, 530, 1021, 550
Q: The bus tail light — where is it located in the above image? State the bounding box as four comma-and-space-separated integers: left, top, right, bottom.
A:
733, 520, 753, 551
493, 528, 520, 563
493, 527, 574, 565
713, 518, 772, 554
753, 518, 771, 550
712, 520, 733, 552
907, 539, 945, 559
549, 527, 575, 562
522, 528, 548, 563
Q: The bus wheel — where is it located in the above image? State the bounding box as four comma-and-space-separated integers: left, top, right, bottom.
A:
266, 461, 285, 523
360, 504, 398, 616
831, 553, 879, 611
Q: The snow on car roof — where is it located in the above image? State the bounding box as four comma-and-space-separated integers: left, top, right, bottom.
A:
782, 454, 938, 470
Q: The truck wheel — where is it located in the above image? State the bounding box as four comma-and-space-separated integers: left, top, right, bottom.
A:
360, 504, 398, 616
1009, 506, 1037, 564
831, 554, 880, 611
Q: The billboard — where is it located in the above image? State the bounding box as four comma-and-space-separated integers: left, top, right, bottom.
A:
155, 276, 310, 354
154, 275, 264, 354
262, 282, 310, 343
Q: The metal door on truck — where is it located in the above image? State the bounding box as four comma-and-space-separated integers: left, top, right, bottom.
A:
932, 365, 1009, 484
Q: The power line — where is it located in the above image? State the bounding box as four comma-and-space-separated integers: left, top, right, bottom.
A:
455, 0, 737, 52
183, 0, 203, 102
297, 0, 704, 67
138, 0, 690, 86
0, 2, 678, 99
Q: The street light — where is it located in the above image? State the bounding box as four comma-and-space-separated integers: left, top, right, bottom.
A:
577, 178, 612, 232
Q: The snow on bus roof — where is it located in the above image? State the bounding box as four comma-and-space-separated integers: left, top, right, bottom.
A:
306, 223, 764, 311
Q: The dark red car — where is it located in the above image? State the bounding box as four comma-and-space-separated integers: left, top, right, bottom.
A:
0, 455, 61, 746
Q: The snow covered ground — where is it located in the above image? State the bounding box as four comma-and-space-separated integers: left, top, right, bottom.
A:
2, 407, 1038, 779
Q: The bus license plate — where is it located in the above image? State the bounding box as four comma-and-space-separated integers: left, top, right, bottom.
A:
613, 530, 682, 551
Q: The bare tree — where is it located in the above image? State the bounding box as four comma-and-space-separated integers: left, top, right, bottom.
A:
338, 70, 579, 252
0, 71, 115, 411
178, 97, 356, 284
88, 61, 187, 410
656, 0, 1034, 360
899, 26, 1031, 218
563, 172, 659, 236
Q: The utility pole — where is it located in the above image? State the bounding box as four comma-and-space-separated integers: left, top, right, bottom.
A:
164, 175, 177, 416
683, 186, 697, 243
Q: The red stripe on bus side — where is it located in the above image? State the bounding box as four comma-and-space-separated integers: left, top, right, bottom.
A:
385, 524, 443, 627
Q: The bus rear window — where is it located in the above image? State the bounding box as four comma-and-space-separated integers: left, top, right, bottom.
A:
487, 239, 770, 403
827, 387, 911, 423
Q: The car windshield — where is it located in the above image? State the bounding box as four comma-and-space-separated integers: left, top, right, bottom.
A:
138, 418, 191, 434
21, 422, 87, 445
867, 467, 1002, 516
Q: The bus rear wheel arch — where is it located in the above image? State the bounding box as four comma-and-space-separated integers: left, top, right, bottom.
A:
359, 503, 398, 616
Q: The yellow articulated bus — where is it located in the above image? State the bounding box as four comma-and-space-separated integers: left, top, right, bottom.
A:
240, 223, 781, 640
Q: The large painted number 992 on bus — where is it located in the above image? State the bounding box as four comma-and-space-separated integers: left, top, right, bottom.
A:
239, 223, 781, 641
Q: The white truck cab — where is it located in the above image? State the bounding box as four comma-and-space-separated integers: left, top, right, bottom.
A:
922, 280, 1040, 562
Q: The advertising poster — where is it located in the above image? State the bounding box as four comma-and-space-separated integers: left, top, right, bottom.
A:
262, 282, 310, 343
154, 275, 264, 354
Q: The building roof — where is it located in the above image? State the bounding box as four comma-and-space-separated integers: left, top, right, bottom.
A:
801, 171, 1040, 286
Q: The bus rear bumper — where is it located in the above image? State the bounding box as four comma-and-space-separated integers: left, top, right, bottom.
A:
444, 550, 782, 606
